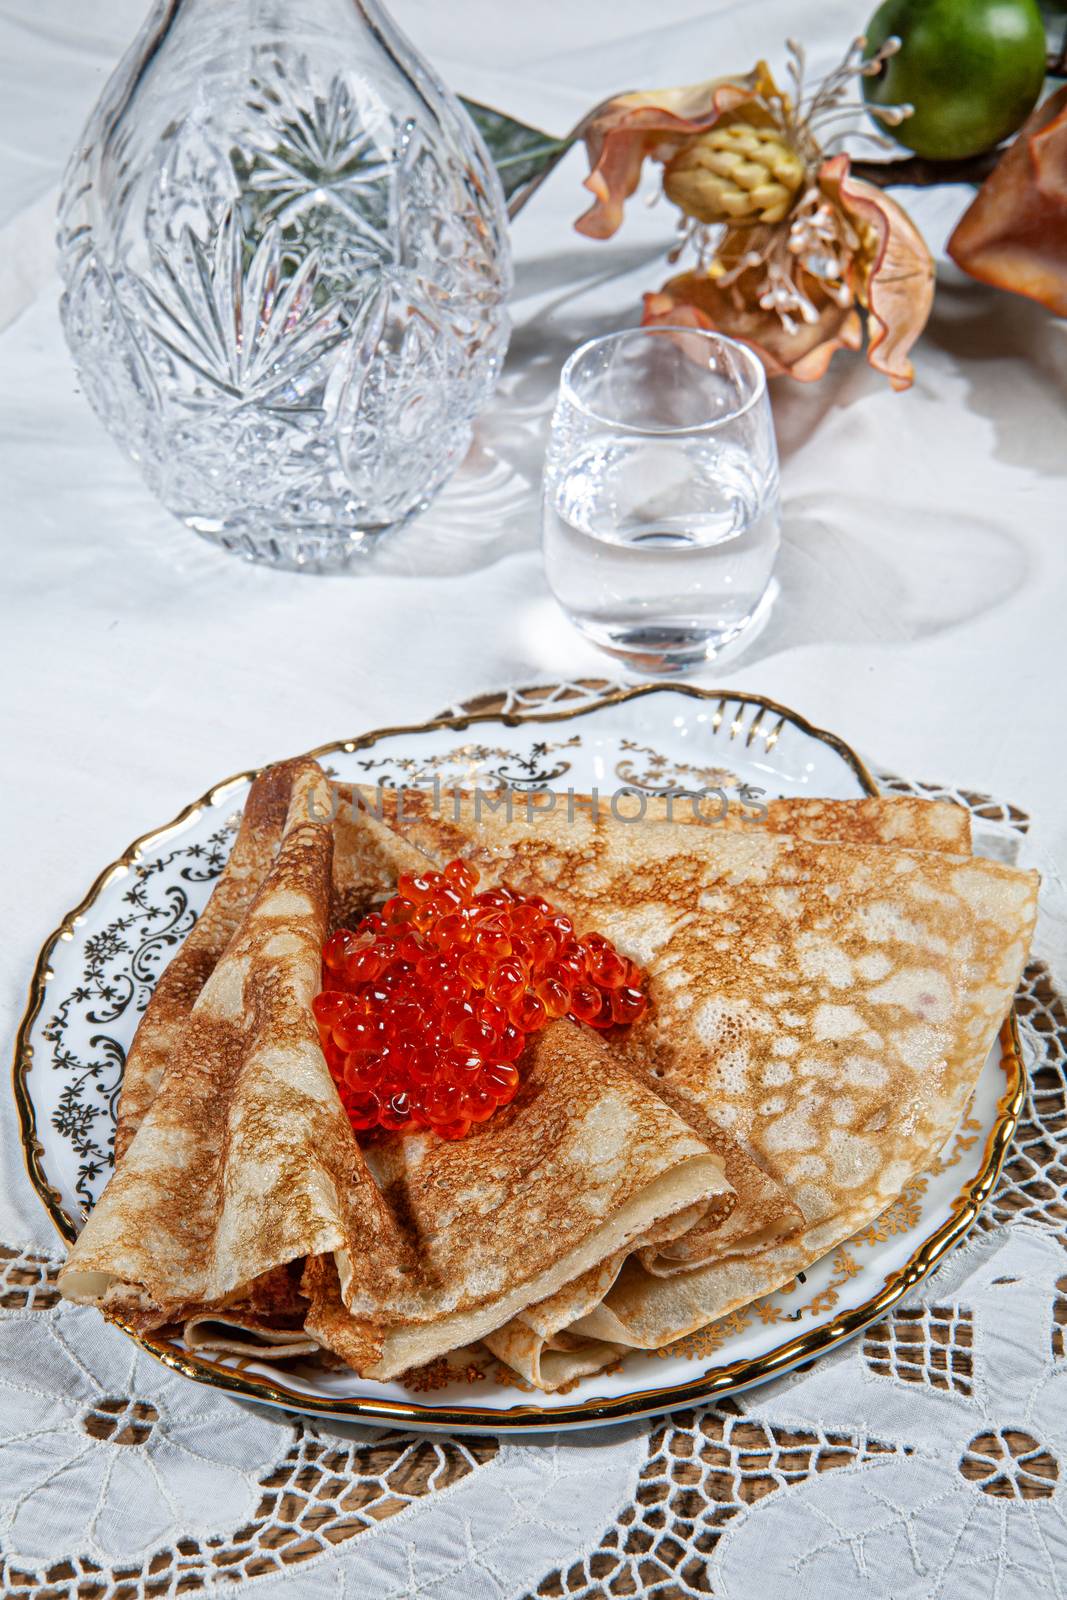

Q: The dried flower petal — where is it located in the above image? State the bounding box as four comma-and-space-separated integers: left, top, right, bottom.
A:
575, 65, 778, 239
947, 87, 1067, 317
819, 156, 934, 392
642, 155, 932, 387
642, 267, 863, 383
580, 48, 933, 388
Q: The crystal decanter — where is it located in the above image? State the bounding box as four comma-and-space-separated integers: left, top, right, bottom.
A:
58, 0, 512, 571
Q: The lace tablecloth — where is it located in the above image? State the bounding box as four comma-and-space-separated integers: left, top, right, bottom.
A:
2, 0, 1066, 1595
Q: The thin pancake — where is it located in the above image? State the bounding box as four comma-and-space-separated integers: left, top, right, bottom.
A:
480, 1200, 707, 1390
114, 759, 312, 1158
586, 791, 971, 853
480, 1253, 631, 1392
758, 795, 970, 851
183, 1264, 319, 1360
573, 853, 1036, 1346
121, 761, 324, 1343
63, 771, 735, 1381
332, 781, 976, 1285
59, 763, 418, 1327
477, 796, 975, 1377
301, 1018, 733, 1379
343, 786, 1035, 1359
335, 784, 808, 1261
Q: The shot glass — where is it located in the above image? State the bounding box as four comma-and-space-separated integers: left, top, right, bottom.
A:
542, 326, 780, 673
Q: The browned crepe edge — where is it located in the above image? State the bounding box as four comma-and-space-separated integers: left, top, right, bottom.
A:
114, 759, 316, 1158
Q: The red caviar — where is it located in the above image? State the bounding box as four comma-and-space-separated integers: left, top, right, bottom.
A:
315, 859, 647, 1140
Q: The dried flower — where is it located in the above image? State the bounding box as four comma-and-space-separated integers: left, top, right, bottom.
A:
663, 118, 806, 227
575, 40, 934, 388
948, 87, 1067, 317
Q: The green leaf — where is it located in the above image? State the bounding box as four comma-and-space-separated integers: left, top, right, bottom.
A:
461, 97, 573, 204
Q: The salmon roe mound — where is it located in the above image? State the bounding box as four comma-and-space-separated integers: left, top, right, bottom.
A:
314, 858, 648, 1142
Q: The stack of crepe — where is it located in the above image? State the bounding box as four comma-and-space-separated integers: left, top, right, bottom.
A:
58, 758, 1038, 1393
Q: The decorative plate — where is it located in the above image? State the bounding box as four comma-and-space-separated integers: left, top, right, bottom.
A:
14, 683, 1023, 1434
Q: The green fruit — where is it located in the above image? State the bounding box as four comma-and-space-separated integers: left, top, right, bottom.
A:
863, 0, 1048, 159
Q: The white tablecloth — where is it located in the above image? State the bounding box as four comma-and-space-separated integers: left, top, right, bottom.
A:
1, 4, 1065, 1597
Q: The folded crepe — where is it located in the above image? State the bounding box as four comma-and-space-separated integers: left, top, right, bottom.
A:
341, 785, 1035, 1361
569, 848, 1036, 1349
326, 789, 819, 1376
183, 1263, 319, 1360
113, 758, 308, 1159
478, 1199, 712, 1390
61, 764, 1029, 1395
299, 1018, 732, 1379
60, 761, 735, 1384
59, 760, 420, 1330
334, 782, 979, 1283
113, 759, 346, 1355
750, 794, 971, 851
589, 791, 970, 853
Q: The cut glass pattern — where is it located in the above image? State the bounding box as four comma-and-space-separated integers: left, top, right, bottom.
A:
57, 0, 511, 571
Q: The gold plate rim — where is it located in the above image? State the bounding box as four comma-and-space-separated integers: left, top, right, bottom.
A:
12, 681, 1023, 1430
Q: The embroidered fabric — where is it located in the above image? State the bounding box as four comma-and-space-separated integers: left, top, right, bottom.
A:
2, 759, 1063, 1599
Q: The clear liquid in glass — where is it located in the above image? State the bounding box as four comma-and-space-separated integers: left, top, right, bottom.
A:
543, 434, 781, 671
